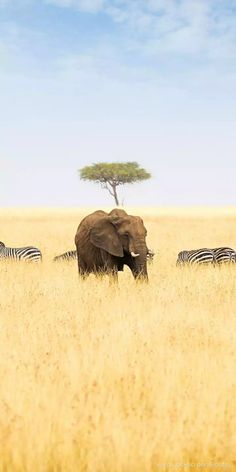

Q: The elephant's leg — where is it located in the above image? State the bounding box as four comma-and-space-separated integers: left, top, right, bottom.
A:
77, 257, 89, 279
78, 267, 89, 279
123, 255, 148, 282
94, 267, 118, 283
94, 269, 106, 280
108, 267, 119, 285
133, 271, 149, 283
79, 271, 89, 280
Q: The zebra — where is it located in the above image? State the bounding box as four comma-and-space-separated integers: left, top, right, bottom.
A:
53, 248, 155, 263
53, 250, 77, 262
212, 247, 236, 264
147, 248, 155, 263
176, 248, 215, 266
0, 241, 42, 262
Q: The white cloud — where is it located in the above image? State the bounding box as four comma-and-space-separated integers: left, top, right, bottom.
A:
1, 0, 236, 62
42, 0, 236, 61
110, 0, 236, 60
1, 0, 236, 93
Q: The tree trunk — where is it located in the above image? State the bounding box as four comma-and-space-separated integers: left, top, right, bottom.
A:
111, 184, 119, 206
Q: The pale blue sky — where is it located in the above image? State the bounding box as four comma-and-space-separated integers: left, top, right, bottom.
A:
0, 0, 236, 206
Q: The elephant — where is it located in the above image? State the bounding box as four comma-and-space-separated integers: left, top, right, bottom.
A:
74, 209, 149, 281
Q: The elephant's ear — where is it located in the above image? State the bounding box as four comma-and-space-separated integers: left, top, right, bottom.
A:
90, 218, 124, 257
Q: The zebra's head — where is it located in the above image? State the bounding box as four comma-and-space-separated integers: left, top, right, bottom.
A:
0, 242, 5, 249
176, 250, 188, 265
147, 248, 155, 263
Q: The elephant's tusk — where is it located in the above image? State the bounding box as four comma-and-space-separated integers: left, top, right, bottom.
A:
131, 251, 140, 258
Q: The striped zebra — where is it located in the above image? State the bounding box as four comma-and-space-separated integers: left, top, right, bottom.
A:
53, 248, 155, 263
147, 248, 155, 263
212, 247, 236, 264
0, 241, 42, 262
53, 250, 77, 262
176, 248, 215, 266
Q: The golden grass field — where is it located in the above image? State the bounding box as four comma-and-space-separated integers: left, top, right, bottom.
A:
0, 207, 236, 472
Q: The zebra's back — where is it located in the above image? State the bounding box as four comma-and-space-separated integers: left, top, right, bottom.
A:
177, 248, 215, 265
53, 250, 77, 262
212, 247, 236, 264
0, 243, 42, 262
16, 247, 42, 262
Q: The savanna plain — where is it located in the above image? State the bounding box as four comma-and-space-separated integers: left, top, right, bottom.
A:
0, 208, 236, 472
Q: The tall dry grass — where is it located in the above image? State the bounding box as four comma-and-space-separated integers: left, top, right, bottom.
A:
0, 208, 236, 472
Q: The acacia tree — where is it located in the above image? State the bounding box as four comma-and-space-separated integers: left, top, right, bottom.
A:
79, 162, 151, 206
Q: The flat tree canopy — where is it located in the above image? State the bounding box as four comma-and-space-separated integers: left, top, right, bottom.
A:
79, 162, 151, 205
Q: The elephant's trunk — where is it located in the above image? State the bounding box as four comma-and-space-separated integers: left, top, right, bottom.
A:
133, 261, 148, 281
130, 242, 148, 281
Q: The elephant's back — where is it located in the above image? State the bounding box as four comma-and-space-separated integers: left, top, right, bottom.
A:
76, 210, 107, 230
